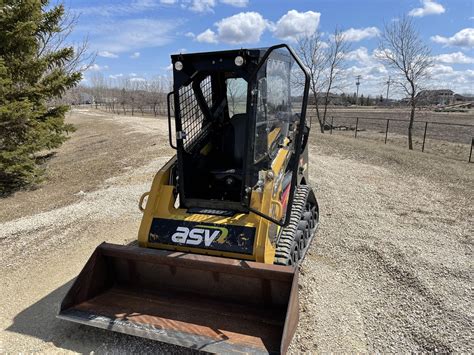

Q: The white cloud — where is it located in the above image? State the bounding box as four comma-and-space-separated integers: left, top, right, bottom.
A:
408, 0, 445, 17
185, 32, 195, 38
319, 41, 329, 49
434, 52, 474, 64
425, 67, 474, 93
189, 0, 216, 12
220, 0, 248, 7
109, 73, 123, 79
160, 0, 177, 4
345, 47, 371, 63
189, 0, 247, 12
130, 77, 146, 82
338, 46, 389, 96
87, 64, 109, 71
431, 28, 474, 49
130, 52, 141, 59
341, 27, 380, 42
72, 0, 159, 17
196, 28, 218, 43
344, 47, 388, 81
89, 19, 180, 53
217, 12, 268, 44
196, 12, 268, 44
429, 63, 454, 75
98, 51, 118, 58
272, 10, 320, 41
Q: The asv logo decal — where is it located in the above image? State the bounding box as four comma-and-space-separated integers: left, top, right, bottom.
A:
171, 225, 228, 247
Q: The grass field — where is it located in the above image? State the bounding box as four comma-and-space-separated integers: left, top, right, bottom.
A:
310, 107, 474, 162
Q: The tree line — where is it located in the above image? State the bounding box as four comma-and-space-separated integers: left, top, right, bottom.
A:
60, 73, 173, 117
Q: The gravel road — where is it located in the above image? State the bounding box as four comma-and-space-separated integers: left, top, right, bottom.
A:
1, 108, 472, 353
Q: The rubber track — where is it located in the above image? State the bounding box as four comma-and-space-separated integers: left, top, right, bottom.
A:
274, 185, 313, 266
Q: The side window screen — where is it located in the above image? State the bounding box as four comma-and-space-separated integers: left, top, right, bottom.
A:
178, 76, 212, 153
226, 78, 247, 117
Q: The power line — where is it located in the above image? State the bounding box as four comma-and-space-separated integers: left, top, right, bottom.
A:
386, 76, 392, 101
355, 75, 362, 105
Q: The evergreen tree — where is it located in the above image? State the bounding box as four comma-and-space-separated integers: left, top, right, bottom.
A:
0, 0, 81, 193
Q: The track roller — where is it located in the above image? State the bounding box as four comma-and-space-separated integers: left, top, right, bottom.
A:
274, 185, 319, 266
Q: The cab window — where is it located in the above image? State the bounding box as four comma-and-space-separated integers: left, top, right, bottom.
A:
226, 78, 247, 117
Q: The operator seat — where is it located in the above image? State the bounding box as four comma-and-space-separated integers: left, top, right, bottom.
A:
209, 113, 247, 198
221, 113, 246, 168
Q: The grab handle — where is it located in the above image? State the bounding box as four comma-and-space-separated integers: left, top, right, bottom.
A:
138, 192, 150, 212
167, 91, 177, 149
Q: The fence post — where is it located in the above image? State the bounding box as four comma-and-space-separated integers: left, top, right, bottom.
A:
330, 116, 333, 135
354, 117, 359, 138
384, 119, 390, 144
469, 137, 473, 163
422, 121, 428, 152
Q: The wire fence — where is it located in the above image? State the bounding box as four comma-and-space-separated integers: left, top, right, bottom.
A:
312, 115, 474, 163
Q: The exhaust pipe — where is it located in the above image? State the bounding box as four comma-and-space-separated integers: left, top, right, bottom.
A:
58, 243, 299, 354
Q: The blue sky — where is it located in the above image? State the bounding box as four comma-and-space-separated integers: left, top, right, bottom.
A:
67, 0, 474, 96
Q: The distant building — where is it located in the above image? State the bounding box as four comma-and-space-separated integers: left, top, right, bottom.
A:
416, 89, 454, 105
453, 94, 470, 103
79, 92, 94, 105
308, 92, 350, 106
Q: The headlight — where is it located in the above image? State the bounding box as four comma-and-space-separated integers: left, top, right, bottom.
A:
234, 56, 244, 66
174, 61, 183, 71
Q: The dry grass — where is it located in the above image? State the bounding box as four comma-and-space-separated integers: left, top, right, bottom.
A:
308, 107, 474, 162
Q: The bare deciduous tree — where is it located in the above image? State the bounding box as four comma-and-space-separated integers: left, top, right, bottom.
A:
90, 72, 106, 108
226, 78, 247, 117
37, 8, 95, 74
376, 16, 433, 150
65, 73, 173, 117
296, 28, 349, 133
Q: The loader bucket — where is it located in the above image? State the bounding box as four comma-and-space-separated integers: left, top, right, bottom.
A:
58, 243, 299, 354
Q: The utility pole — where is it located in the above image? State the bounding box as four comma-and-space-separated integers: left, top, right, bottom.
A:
385, 76, 392, 101
355, 75, 361, 105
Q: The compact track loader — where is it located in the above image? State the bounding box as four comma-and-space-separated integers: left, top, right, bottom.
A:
58, 44, 319, 354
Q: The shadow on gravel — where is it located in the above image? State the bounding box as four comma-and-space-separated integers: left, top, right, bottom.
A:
7, 279, 199, 353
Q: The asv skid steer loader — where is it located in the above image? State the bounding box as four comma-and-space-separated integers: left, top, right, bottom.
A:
58, 44, 319, 354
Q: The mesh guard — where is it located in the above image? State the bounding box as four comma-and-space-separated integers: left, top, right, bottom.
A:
178, 76, 212, 153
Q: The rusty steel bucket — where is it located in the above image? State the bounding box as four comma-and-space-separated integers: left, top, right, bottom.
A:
58, 243, 299, 354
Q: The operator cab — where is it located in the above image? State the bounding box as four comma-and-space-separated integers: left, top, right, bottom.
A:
170, 47, 307, 213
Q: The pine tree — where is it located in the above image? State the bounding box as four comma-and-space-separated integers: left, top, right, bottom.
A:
0, 1, 81, 193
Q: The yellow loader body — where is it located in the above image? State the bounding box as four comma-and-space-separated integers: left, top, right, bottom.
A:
58, 44, 319, 354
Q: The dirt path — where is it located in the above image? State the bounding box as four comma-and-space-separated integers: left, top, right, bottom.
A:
1, 109, 472, 353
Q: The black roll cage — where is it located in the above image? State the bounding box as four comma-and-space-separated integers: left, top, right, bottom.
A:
168, 44, 310, 227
